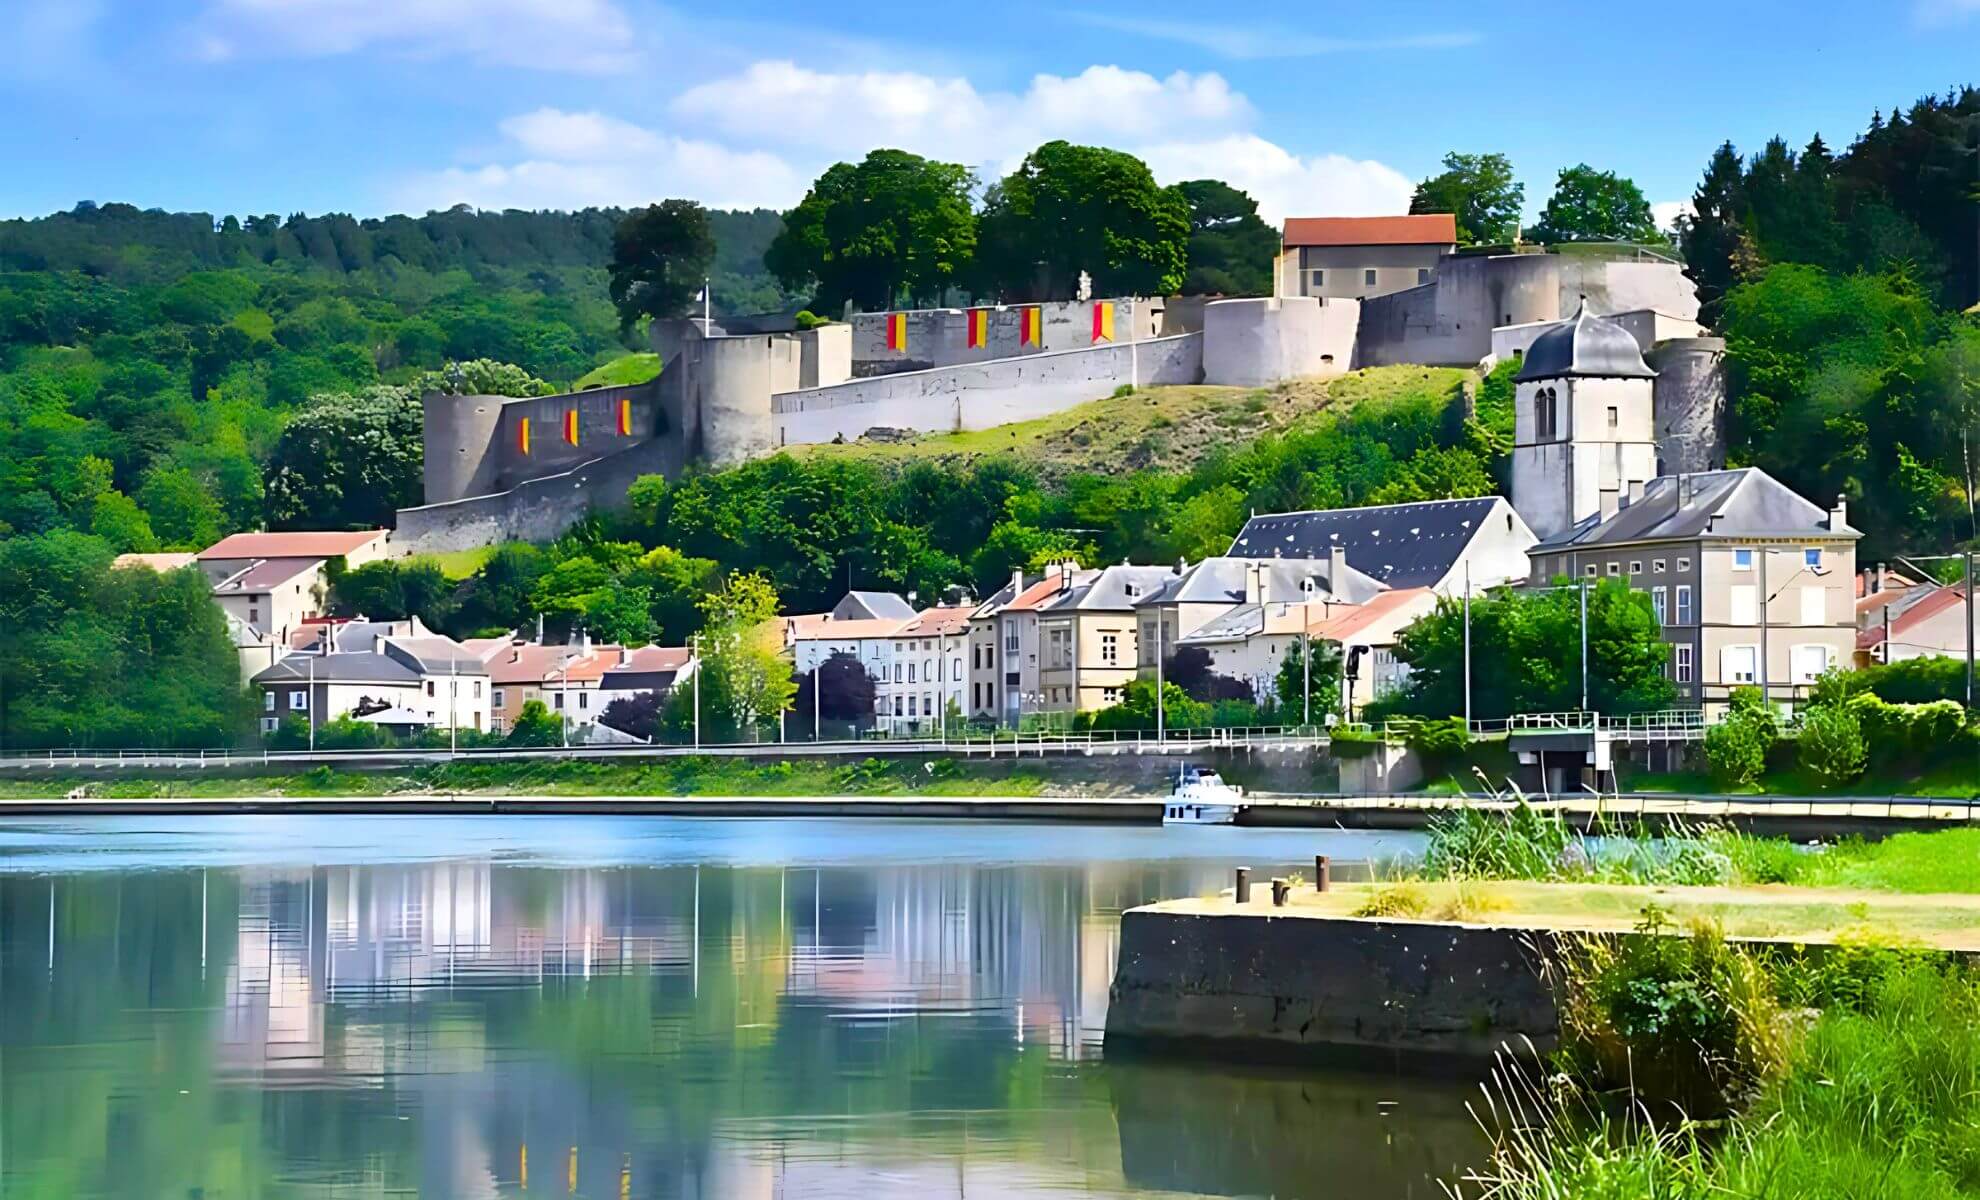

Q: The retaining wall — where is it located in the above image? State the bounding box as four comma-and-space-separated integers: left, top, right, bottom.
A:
394, 435, 684, 554
421, 380, 657, 506
773, 331, 1203, 445
1107, 908, 1561, 1062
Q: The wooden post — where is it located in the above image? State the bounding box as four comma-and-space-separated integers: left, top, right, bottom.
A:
1314, 854, 1331, 893
1234, 867, 1251, 903
1271, 877, 1290, 907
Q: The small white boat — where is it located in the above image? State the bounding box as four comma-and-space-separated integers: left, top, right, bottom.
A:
1163, 765, 1245, 825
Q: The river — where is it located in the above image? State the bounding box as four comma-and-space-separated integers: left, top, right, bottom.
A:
0, 814, 1486, 1198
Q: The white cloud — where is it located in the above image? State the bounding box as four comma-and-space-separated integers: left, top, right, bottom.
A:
400, 62, 1412, 221
1137, 136, 1413, 223
1066, 14, 1480, 60
393, 109, 806, 212
670, 61, 1253, 163
1914, 0, 1980, 22
195, 0, 637, 72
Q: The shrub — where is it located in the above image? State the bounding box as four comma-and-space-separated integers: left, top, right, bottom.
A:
1704, 712, 1770, 788
1796, 702, 1867, 785
1559, 911, 1789, 1114
1403, 715, 1471, 763
1858, 654, 1967, 703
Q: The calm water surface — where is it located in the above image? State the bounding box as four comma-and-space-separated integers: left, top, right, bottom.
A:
0, 815, 1483, 1198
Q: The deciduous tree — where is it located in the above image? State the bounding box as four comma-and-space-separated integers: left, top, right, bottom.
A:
608, 200, 716, 331
766, 151, 976, 311
975, 142, 1189, 299
1409, 152, 1524, 245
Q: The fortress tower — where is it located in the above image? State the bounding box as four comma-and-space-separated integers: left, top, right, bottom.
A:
1509, 301, 1660, 542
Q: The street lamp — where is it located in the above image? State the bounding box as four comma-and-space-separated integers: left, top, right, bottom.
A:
1757, 548, 1831, 709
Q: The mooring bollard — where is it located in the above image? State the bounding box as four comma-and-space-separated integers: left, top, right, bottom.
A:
1271, 877, 1290, 907
1314, 854, 1331, 893
1234, 866, 1251, 903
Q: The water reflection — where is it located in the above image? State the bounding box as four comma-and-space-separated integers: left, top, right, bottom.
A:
0, 818, 1480, 1198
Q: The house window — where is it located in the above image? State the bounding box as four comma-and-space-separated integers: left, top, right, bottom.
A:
1677, 557, 1692, 572
248, 606, 259, 624
289, 689, 307, 711
1606, 406, 1619, 430
492, 688, 505, 708
425, 680, 435, 696
893, 663, 903, 682
1103, 686, 1122, 704
1733, 548, 1754, 571
1723, 644, 1758, 684
1730, 584, 1757, 626
1584, 564, 1598, 578
953, 657, 962, 681
1675, 644, 1693, 683
1793, 644, 1831, 684
1651, 586, 1668, 625
1363, 268, 1378, 287
1004, 627, 1019, 653
578, 692, 588, 710
1417, 267, 1430, 285
1101, 632, 1119, 664
1653, 559, 1666, 573
893, 696, 903, 716
1606, 562, 1620, 577
1629, 560, 1642, 575
1309, 269, 1324, 289
1535, 387, 1558, 442
908, 663, 917, 683
554, 693, 564, 709
261, 717, 279, 735
1676, 585, 1694, 624
473, 680, 483, 698
1800, 586, 1826, 626
264, 691, 276, 712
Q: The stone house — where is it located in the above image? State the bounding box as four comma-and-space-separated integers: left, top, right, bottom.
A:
1034, 565, 1178, 718
1280, 214, 1457, 302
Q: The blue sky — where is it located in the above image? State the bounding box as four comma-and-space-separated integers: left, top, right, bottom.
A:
3, 0, 1975, 225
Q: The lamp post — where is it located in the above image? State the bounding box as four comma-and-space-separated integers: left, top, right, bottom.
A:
1462, 560, 1472, 729
690, 634, 701, 749
1757, 548, 1831, 709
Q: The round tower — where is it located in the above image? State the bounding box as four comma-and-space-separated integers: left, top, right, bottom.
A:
420, 391, 505, 505
1647, 337, 1727, 475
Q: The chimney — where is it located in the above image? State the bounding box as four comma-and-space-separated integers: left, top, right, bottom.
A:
1600, 489, 1620, 521
510, 646, 522, 665
1257, 564, 1272, 606
1329, 545, 1348, 594
1243, 562, 1261, 604
1677, 473, 1692, 509
1625, 477, 1645, 508
620, 646, 633, 666
1010, 567, 1024, 598
1829, 494, 1848, 531
579, 628, 592, 655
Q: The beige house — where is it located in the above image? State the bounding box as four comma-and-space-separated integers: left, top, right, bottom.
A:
1133, 555, 1383, 674
967, 562, 1094, 725
1528, 469, 1858, 712
1280, 214, 1457, 301
197, 530, 396, 677
1309, 588, 1441, 717
1034, 565, 1176, 717
251, 619, 489, 737
1858, 583, 1976, 666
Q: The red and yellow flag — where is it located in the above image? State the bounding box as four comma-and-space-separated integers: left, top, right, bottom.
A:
1091, 302, 1114, 344
1019, 306, 1041, 346
617, 397, 633, 436
563, 409, 579, 446
516, 417, 531, 456
884, 312, 908, 351
965, 308, 989, 349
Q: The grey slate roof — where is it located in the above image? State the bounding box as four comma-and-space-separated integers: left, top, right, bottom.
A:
1044, 565, 1179, 613
1534, 468, 1858, 550
252, 652, 420, 686
384, 638, 491, 675
832, 591, 916, 621
1228, 496, 1510, 589
1137, 556, 1385, 608
1516, 300, 1656, 382
1176, 604, 1265, 644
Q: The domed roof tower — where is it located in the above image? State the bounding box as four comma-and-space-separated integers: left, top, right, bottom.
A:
1509, 300, 1660, 541
1516, 299, 1656, 382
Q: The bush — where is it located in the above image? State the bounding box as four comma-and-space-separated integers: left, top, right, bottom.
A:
1796, 702, 1867, 785
1856, 654, 1967, 704
1560, 911, 1788, 1114
1845, 693, 1967, 768
1402, 715, 1471, 762
1704, 711, 1771, 788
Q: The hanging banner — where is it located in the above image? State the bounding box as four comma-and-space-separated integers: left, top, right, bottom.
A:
1019, 306, 1041, 346
1091, 302, 1114, 344
885, 312, 908, 351
617, 397, 633, 436
517, 417, 531, 456
563, 409, 579, 446
965, 308, 989, 349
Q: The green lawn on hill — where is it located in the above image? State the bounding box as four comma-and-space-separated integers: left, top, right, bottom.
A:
574, 353, 662, 390
789, 365, 1474, 481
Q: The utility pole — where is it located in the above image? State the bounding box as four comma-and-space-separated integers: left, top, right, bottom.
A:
812, 655, 821, 742
307, 652, 316, 753
1155, 611, 1166, 742
1579, 579, 1589, 714
691, 635, 701, 749
1967, 552, 1975, 710
1759, 549, 1770, 708
449, 656, 458, 755
1462, 560, 1472, 729
1301, 635, 1311, 726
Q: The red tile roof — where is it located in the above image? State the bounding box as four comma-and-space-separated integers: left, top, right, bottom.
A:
1308, 588, 1435, 642
1282, 214, 1457, 248
898, 605, 974, 638
199, 530, 388, 560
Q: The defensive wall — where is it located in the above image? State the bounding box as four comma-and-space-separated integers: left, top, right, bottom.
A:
1354, 251, 1699, 369
420, 380, 660, 507
773, 331, 1203, 444
850, 298, 1159, 376
1647, 337, 1728, 475
1200, 296, 1358, 388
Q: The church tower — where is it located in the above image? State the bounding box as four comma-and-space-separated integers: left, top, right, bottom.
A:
1509, 301, 1659, 541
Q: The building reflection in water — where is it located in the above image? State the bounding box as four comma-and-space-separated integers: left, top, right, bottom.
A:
2, 853, 1480, 1199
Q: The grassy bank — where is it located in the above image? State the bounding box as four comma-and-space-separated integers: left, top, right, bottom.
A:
0, 756, 1076, 801
788, 366, 1472, 482
1379, 803, 1980, 1197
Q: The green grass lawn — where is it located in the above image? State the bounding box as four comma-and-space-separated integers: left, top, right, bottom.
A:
573, 352, 662, 390
1620, 759, 1980, 799
423, 547, 498, 580
789, 365, 1473, 481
